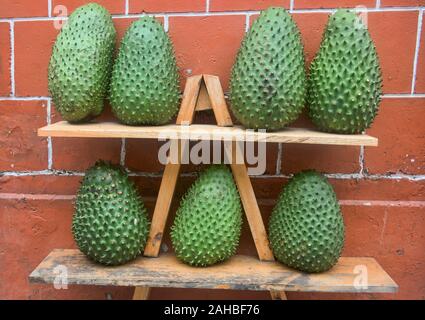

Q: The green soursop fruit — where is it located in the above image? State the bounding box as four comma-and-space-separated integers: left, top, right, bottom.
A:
308, 9, 382, 134
110, 17, 180, 125
229, 7, 306, 130
48, 3, 116, 122
72, 161, 150, 266
268, 171, 344, 273
171, 165, 242, 267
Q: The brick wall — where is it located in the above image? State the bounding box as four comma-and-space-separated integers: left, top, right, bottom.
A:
0, 0, 424, 300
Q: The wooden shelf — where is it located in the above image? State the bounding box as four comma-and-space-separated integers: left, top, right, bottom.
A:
38, 121, 378, 147
30, 249, 397, 293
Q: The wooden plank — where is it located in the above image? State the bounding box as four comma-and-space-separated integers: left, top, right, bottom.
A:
30, 249, 398, 293
195, 81, 211, 111
176, 75, 203, 125
38, 122, 378, 147
133, 287, 150, 300
203, 74, 233, 127
143, 163, 181, 257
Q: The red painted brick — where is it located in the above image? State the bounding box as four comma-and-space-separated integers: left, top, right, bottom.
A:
292, 13, 329, 66
368, 11, 419, 93
0, 23, 11, 96
0, 175, 81, 194
0, 100, 48, 171
168, 15, 246, 91
294, 0, 376, 8
52, 0, 126, 15
0, 0, 47, 18
330, 179, 425, 201
52, 136, 121, 171
14, 21, 59, 97
125, 140, 165, 173
50, 104, 121, 171
210, 0, 289, 11
251, 176, 425, 201
0, 199, 133, 299
381, 0, 425, 6
365, 98, 425, 174
282, 145, 360, 174
129, 0, 206, 13
414, 21, 425, 93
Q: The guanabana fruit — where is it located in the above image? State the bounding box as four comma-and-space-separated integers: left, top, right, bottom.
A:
229, 7, 307, 130
48, 3, 116, 122
171, 165, 242, 267
72, 161, 150, 266
308, 9, 382, 134
268, 171, 344, 273
110, 17, 180, 125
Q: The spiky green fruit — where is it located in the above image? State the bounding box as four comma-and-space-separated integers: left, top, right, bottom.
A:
48, 3, 116, 122
229, 7, 307, 130
308, 10, 382, 134
268, 171, 345, 273
110, 17, 180, 125
72, 161, 150, 266
171, 165, 242, 267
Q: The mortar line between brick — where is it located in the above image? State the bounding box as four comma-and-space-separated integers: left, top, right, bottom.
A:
2, 170, 425, 181
1, 6, 424, 23
163, 15, 169, 32
359, 145, 365, 176
411, 9, 423, 94
48, 0, 52, 17
383, 93, 425, 98
275, 143, 282, 175
125, 0, 129, 15
0, 96, 51, 100
1, 193, 424, 207
245, 14, 250, 32
1, 94, 424, 101
9, 21, 15, 96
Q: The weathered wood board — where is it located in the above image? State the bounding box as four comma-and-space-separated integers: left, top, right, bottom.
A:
30, 250, 397, 293
38, 122, 378, 146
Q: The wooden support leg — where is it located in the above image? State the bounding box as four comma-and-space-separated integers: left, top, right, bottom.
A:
225, 141, 287, 299
144, 163, 182, 257
230, 163, 274, 261
132, 163, 181, 299
133, 287, 151, 300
